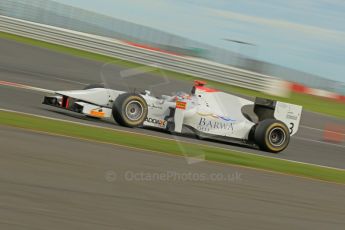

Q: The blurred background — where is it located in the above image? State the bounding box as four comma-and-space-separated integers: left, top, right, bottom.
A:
1, 0, 344, 95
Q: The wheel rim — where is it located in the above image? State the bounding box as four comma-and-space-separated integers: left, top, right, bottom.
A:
268, 127, 286, 147
125, 100, 144, 121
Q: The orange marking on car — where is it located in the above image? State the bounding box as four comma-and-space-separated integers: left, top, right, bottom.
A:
176, 101, 187, 110
90, 109, 105, 117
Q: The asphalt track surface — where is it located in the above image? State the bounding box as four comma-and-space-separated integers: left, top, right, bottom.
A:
0, 37, 345, 230
1, 126, 345, 230
0, 38, 344, 169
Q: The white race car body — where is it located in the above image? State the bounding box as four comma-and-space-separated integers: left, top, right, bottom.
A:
43, 82, 302, 151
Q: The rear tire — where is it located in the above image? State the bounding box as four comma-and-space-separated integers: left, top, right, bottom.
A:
254, 119, 290, 153
112, 93, 148, 128
84, 83, 105, 90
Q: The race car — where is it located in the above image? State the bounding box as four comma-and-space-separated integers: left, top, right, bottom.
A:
43, 80, 302, 153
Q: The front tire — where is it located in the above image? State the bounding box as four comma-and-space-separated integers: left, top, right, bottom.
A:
112, 93, 148, 128
254, 119, 290, 153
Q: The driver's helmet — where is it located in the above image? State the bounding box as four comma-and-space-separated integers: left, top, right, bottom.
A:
174, 91, 191, 101
191, 80, 207, 94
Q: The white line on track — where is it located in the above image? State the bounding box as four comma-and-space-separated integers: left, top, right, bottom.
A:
0, 66, 88, 86
300, 125, 323, 132
300, 125, 345, 136
293, 136, 345, 149
0, 80, 55, 94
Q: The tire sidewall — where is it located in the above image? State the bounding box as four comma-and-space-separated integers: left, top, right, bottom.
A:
113, 93, 148, 127
254, 119, 290, 153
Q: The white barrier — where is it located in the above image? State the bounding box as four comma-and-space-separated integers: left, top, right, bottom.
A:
0, 15, 287, 95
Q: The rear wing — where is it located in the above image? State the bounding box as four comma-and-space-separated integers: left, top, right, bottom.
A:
254, 98, 302, 136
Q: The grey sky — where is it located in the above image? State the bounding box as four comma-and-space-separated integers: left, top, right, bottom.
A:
55, 0, 345, 82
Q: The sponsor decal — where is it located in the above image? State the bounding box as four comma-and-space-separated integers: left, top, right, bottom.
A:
286, 113, 298, 121
90, 109, 105, 117
176, 101, 187, 110
197, 112, 236, 122
145, 117, 167, 127
197, 117, 234, 132
148, 103, 163, 110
